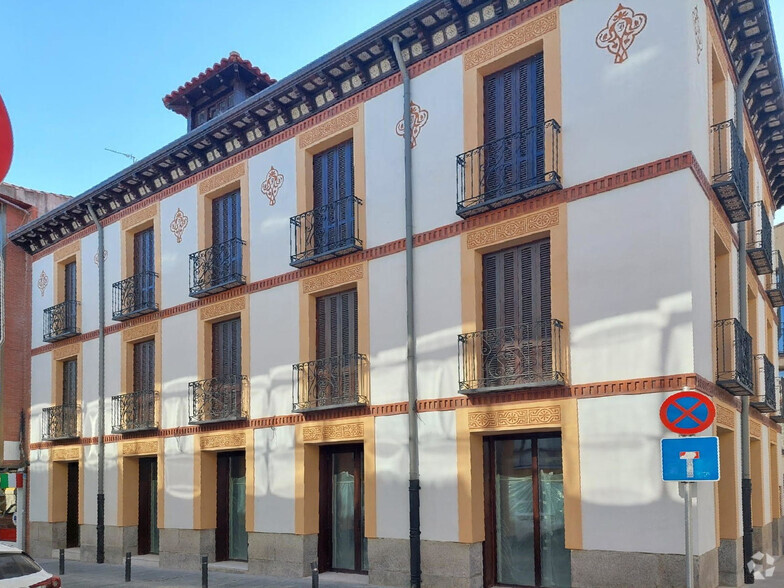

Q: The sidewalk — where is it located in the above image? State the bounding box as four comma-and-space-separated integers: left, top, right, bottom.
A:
38, 558, 384, 588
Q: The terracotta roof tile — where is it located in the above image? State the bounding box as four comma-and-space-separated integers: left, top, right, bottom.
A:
162, 52, 275, 109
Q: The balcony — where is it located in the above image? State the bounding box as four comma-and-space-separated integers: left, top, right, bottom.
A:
41, 404, 79, 441
458, 319, 565, 393
111, 390, 158, 433
751, 354, 776, 413
715, 318, 753, 395
43, 300, 79, 343
112, 272, 158, 321
290, 196, 363, 268
747, 201, 773, 275
189, 238, 245, 298
710, 120, 750, 223
766, 250, 784, 307
771, 378, 784, 423
292, 353, 369, 412
456, 119, 561, 219
188, 375, 248, 424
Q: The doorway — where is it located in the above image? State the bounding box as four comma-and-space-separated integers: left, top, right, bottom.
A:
138, 457, 159, 555
216, 451, 247, 561
66, 462, 79, 548
483, 434, 570, 588
318, 444, 367, 573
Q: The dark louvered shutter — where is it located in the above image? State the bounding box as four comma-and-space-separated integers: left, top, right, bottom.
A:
62, 359, 77, 407
483, 53, 544, 198
313, 140, 354, 253
212, 190, 241, 282
134, 228, 155, 308
212, 317, 241, 378
64, 262, 77, 301
133, 339, 155, 392
482, 239, 551, 384
316, 289, 357, 359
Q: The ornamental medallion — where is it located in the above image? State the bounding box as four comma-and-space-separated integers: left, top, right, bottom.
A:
37, 270, 48, 296
261, 166, 284, 206
169, 208, 189, 243
396, 102, 429, 148
595, 4, 648, 64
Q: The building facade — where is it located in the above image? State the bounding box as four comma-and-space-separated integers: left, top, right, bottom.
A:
11, 1, 784, 586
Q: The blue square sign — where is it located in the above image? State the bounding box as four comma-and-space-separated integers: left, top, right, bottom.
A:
661, 436, 720, 482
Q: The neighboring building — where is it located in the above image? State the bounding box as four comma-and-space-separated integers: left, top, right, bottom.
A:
0, 183, 69, 544
9, 1, 784, 587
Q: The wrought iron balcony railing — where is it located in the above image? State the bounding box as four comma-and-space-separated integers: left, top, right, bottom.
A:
111, 390, 158, 433
771, 378, 784, 424
43, 300, 80, 343
715, 318, 753, 395
456, 119, 561, 218
766, 250, 784, 308
710, 119, 750, 223
747, 201, 773, 275
292, 353, 369, 412
290, 196, 363, 268
458, 319, 565, 393
189, 238, 245, 298
42, 404, 79, 441
751, 355, 776, 413
188, 375, 248, 424
112, 272, 158, 321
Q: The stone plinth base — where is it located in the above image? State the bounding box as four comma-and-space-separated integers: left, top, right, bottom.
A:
159, 528, 215, 570
247, 532, 315, 577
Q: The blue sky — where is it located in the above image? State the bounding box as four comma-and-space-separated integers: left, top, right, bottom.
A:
1, 1, 784, 201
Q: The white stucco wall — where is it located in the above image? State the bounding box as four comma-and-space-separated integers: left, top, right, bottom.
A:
30, 353, 52, 445
81, 224, 120, 332
81, 334, 120, 439
414, 238, 461, 400
253, 425, 295, 534
161, 312, 198, 429
374, 413, 409, 539
31, 255, 53, 349
28, 449, 49, 522
418, 410, 458, 542
163, 435, 194, 530
160, 186, 198, 311
248, 282, 299, 419
247, 139, 297, 282
579, 393, 716, 555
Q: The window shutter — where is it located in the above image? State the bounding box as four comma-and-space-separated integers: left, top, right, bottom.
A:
212, 317, 241, 378
483, 252, 498, 332
64, 262, 77, 302
134, 228, 154, 275
316, 289, 357, 359
133, 339, 155, 392
62, 359, 77, 407
212, 190, 240, 245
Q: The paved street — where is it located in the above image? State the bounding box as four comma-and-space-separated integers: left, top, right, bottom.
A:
38, 558, 383, 588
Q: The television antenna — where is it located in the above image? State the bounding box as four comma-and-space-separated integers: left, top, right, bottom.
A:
104, 147, 137, 163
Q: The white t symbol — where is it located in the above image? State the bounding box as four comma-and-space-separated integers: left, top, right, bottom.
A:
680, 451, 700, 478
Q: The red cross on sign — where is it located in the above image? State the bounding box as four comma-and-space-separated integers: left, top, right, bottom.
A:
660, 390, 716, 435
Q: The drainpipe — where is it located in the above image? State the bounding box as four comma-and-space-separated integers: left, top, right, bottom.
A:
736, 49, 763, 585
391, 36, 421, 588
85, 202, 105, 564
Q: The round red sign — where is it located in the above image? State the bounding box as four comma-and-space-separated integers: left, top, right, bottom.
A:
659, 390, 716, 435
0, 94, 12, 184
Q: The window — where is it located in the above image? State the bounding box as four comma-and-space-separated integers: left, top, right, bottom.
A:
133, 339, 155, 393
212, 190, 242, 284
316, 289, 358, 403
133, 227, 155, 306
481, 239, 552, 386
212, 317, 241, 380
313, 140, 355, 255
63, 260, 78, 330
483, 53, 544, 201
62, 358, 77, 407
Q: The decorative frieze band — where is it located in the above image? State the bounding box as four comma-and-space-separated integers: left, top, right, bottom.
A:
198, 162, 246, 195
302, 264, 363, 294
466, 208, 559, 249
303, 422, 364, 442
199, 296, 246, 321
712, 208, 733, 250
52, 343, 80, 361
750, 420, 762, 439
51, 446, 80, 461
53, 241, 80, 263
122, 440, 159, 455
716, 404, 735, 430
298, 108, 359, 149
200, 432, 246, 450
468, 406, 561, 429
121, 204, 157, 230
464, 11, 558, 70
122, 320, 159, 342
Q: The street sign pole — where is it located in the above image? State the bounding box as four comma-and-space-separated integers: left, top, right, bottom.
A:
683, 481, 694, 588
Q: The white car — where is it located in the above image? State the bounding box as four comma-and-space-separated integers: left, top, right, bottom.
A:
0, 543, 60, 587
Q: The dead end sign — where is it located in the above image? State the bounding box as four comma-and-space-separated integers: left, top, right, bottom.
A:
659, 390, 716, 435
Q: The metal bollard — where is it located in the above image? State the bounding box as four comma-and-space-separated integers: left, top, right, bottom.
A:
125, 552, 131, 582
201, 555, 208, 588
58, 549, 64, 575
311, 560, 319, 588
